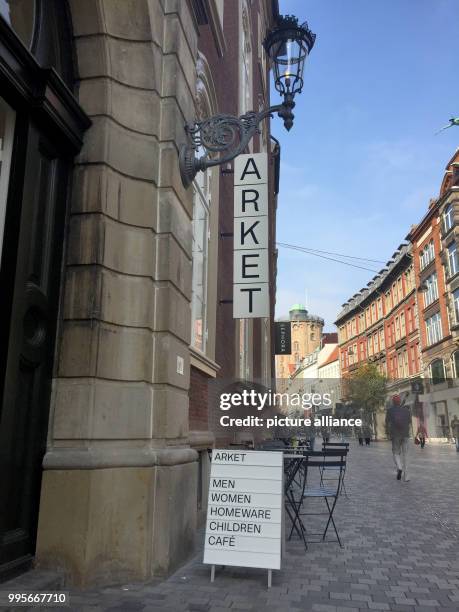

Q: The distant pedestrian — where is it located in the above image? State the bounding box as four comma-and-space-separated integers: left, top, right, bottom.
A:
321, 426, 330, 443
385, 394, 411, 482
355, 426, 364, 445
415, 422, 427, 449
363, 423, 372, 446
451, 416, 459, 452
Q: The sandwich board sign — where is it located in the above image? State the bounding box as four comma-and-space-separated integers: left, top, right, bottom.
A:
233, 153, 270, 318
203, 449, 283, 587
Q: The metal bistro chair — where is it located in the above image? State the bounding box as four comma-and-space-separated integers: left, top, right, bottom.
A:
320, 442, 349, 497
287, 449, 347, 549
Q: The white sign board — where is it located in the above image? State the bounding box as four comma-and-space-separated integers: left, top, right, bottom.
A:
203, 449, 283, 570
233, 153, 270, 318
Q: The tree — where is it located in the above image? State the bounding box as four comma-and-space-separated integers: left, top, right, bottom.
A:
344, 364, 387, 439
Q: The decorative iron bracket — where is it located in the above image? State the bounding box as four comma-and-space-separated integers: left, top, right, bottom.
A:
179, 94, 295, 187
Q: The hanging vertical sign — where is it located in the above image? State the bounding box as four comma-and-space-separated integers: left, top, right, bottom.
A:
274, 321, 292, 354
233, 153, 270, 318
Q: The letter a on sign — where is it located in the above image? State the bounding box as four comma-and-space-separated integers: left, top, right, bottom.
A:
233, 153, 269, 318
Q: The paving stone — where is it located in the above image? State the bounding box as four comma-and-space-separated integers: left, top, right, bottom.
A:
22, 442, 456, 612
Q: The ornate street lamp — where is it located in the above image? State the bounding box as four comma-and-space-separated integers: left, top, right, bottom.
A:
179, 15, 316, 187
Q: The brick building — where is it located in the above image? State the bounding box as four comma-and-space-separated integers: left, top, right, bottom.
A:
0, 0, 282, 587
335, 244, 421, 434
408, 149, 459, 439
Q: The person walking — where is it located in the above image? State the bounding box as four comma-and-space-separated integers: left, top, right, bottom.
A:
415, 421, 427, 449
451, 416, 459, 452
385, 394, 411, 482
363, 422, 372, 446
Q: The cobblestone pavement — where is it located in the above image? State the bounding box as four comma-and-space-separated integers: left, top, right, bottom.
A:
67, 441, 459, 611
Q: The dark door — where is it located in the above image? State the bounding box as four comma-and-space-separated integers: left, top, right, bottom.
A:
0, 117, 71, 576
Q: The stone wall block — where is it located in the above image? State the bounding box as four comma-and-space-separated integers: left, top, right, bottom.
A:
76, 37, 161, 90
163, 14, 197, 94
101, 0, 152, 40
146, 0, 165, 47
158, 144, 193, 214
162, 0, 198, 58
96, 323, 152, 381
151, 462, 197, 576
103, 216, 155, 277
36, 468, 155, 587
100, 269, 154, 328
153, 283, 191, 343
91, 380, 153, 438
52, 378, 94, 440
161, 54, 195, 125
78, 116, 160, 183
63, 265, 102, 320
79, 78, 161, 137
159, 97, 188, 146
67, 214, 105, 266
155, 233, 192, 299
58, 321, 99, 377
70, 0, 105, 36
157, 188, 192, 256
152, 332, 190, 389
72, 165, 158, 230
151, 385, 188, 439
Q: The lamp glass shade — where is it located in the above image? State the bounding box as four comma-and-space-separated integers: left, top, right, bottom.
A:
264, 16, 316, 97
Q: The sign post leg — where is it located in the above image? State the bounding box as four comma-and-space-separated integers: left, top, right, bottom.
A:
268, 569, 272, 588
210, 565, 215, 583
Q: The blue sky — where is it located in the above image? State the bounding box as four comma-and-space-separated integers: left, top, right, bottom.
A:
273, 0, 459, 330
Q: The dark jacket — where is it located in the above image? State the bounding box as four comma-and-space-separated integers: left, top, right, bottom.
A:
385, 404, 411, 440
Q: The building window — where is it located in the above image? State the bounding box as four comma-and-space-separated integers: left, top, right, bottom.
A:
452, 351, 459, 378
400, 312, 406, 337
419, 240, 435, 270
430, 358, 446, 385
0, 98, 16, 266
404, 267, 414, 293
425, 312, 442, 346
191, 171, 211, 352
293, 341, 299, 351
239, 3, 253, 115
423, 272, 439, 307
453, 288, 459, 324
310, 333, 315, 340
447, 242, 459, 277
443, 204, 453, 234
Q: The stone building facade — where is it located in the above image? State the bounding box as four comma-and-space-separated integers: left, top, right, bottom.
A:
0, 0, 278, 587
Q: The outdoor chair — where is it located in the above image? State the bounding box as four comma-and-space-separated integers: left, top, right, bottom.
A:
321, 442, 349, 496
285, 449, 347, 549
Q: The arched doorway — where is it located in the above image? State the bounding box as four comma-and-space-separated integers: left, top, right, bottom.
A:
0, 0, 89, 579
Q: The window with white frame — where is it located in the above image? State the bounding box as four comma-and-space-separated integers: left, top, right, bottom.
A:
423, 272, 439, 307
419, 240, 435, 270
453, 288, 459, 324
239, 2, 253, 115
443, 204, 453, 234
447, 242, 459, 277
452, 350, 459, 378
425, 312, 442, 346
430, 358, 446, 384
191, 169, 211, 353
